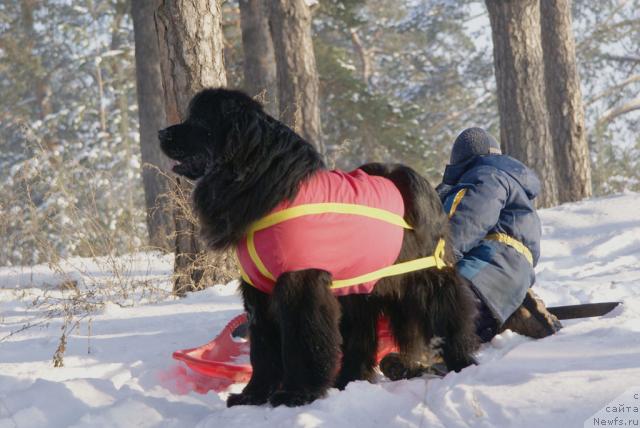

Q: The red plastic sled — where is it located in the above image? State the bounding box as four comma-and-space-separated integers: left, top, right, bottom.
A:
173, 313, 398, 392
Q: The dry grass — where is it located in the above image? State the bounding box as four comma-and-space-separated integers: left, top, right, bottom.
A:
1, 140, 173, 365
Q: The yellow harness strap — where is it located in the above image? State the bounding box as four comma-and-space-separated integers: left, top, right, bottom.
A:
485, 233, 534, 266
448, 188, 467, 219
331, 238, 447, 290
237, 254, 254, 286
237, 203, 448, 289
251, 203, 413, 230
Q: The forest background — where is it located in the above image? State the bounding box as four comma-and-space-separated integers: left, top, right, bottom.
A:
1, 0, 638, 272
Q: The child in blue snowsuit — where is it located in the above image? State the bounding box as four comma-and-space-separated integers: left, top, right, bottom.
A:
437, 128, 561, 342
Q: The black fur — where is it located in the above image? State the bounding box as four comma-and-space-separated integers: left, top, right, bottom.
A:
159, 88, 479, 407
160, 88, 323, 249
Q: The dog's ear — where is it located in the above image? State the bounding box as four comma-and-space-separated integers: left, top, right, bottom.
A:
221, 107, 269, 183
221, 93, 263, 117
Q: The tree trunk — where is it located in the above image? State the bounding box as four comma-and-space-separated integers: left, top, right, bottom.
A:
540, 0, 592, 203
485, 0, 558, 208
239, 0, 277, 116
20, 0, 53, 151
269, 0, 324, 154
155, 0, 237, 294
131, 0, 174, 250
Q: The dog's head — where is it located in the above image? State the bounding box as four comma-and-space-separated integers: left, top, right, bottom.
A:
158, 88, 264, 181
159, 88, 324, 249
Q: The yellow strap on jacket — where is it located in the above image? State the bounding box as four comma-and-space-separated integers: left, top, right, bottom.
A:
448, 188, 467, 218
485, 232, 534, 266
237, 203, 448, 290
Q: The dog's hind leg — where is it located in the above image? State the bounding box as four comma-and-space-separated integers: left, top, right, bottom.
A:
334, 295, 379, 389
269, 269, 342, 407
381, 270, 479, 380
422, 269, 479, 372
381, 281, 435, 380
227, 281, 283, 407
360, 162, 479, 374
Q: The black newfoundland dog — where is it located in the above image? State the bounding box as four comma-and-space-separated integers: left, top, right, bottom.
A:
159, 88, 479, 407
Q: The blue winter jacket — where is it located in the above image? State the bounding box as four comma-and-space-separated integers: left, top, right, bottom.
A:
437, 155, 542, 323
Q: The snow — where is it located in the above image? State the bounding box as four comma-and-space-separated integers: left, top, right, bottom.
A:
2, 193, 640, 427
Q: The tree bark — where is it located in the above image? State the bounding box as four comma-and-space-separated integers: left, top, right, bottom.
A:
239, 0, 277, 116
155, 0, 227, 121
131, 0, 174, 250
155, 0, 237, 294
540, 0, 592, 203
269, 0, 324, 154
485, 0, 558, 207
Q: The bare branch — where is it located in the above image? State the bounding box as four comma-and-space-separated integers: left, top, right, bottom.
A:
596, 96, 640, 127
349, 28, 372, 86
598, 54, 640, 64
576, 0, 632, 50
587, 74, 640, 106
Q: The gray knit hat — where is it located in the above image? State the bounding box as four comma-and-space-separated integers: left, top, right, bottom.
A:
450, 127, 502, 165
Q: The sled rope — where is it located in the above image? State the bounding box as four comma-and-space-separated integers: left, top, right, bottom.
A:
237, 203, 448, 290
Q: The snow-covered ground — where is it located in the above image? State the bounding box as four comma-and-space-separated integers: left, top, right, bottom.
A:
1, 193, 640, 428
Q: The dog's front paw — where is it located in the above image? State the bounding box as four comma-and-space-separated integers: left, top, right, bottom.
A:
268, 390, 322, 407
227, 392, 268, 407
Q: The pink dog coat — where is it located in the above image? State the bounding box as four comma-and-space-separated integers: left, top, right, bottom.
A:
237, 169, 446, 296
236, 169, 447, 296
